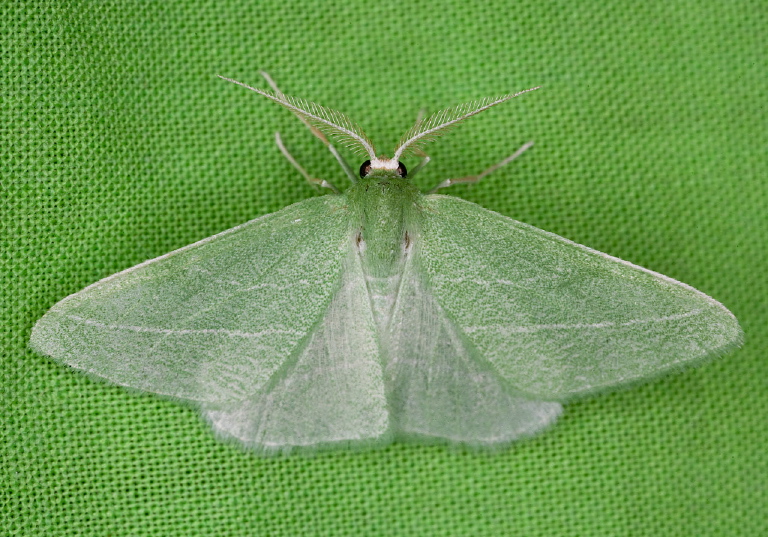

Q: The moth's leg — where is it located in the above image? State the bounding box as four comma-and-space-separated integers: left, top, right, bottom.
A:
407, 154, 431, 180
261, 71, 357, 183
275, 132, 340, 193
426, 141, 534, 194
304, 125, 358, 183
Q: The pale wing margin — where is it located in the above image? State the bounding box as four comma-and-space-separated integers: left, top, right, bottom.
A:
419, 195, 743, 400
30, 195, 351, 404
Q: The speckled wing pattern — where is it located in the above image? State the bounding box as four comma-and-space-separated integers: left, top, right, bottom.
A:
384, 250, 563, 445
31, 198, 341, 400
202, 246, 388, 450
418, 195, 743, 401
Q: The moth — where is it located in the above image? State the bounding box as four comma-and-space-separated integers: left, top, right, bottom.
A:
30, 73, 743, 453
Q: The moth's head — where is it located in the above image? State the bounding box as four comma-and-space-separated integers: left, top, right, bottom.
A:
359, 157, 407, 179
218, 74, 540, 184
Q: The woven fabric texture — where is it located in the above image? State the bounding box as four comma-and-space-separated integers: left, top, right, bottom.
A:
3, 1, 765, 536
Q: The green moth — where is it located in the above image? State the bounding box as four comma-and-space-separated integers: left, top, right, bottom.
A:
30, 74, 743, 453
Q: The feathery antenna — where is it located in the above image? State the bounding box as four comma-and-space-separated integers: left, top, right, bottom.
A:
392, 87, 540, 161
218, 76, 377, 160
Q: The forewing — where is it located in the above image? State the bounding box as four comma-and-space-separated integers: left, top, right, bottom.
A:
419, 195, 743, 400
384, 246, 562, 445
203, 250, 388, 452
30, 196, 351, 404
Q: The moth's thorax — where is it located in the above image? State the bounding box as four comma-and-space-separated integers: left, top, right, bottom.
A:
346, 175, 421, 281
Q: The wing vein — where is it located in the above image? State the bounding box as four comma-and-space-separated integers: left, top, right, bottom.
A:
62, 315, 303, 338
134, 219, 323, 364
463, 309, 706, 334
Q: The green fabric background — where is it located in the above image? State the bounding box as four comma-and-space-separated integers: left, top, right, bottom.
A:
2, 1, 765, 535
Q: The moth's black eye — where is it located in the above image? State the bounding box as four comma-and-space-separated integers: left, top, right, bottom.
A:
359, 160, 371, 178
396, 161, 407, 178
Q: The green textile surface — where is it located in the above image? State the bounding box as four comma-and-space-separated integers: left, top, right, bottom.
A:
2, 1, 765, 535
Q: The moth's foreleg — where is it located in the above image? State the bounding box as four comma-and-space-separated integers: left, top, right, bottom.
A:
274, 132, 340, 193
